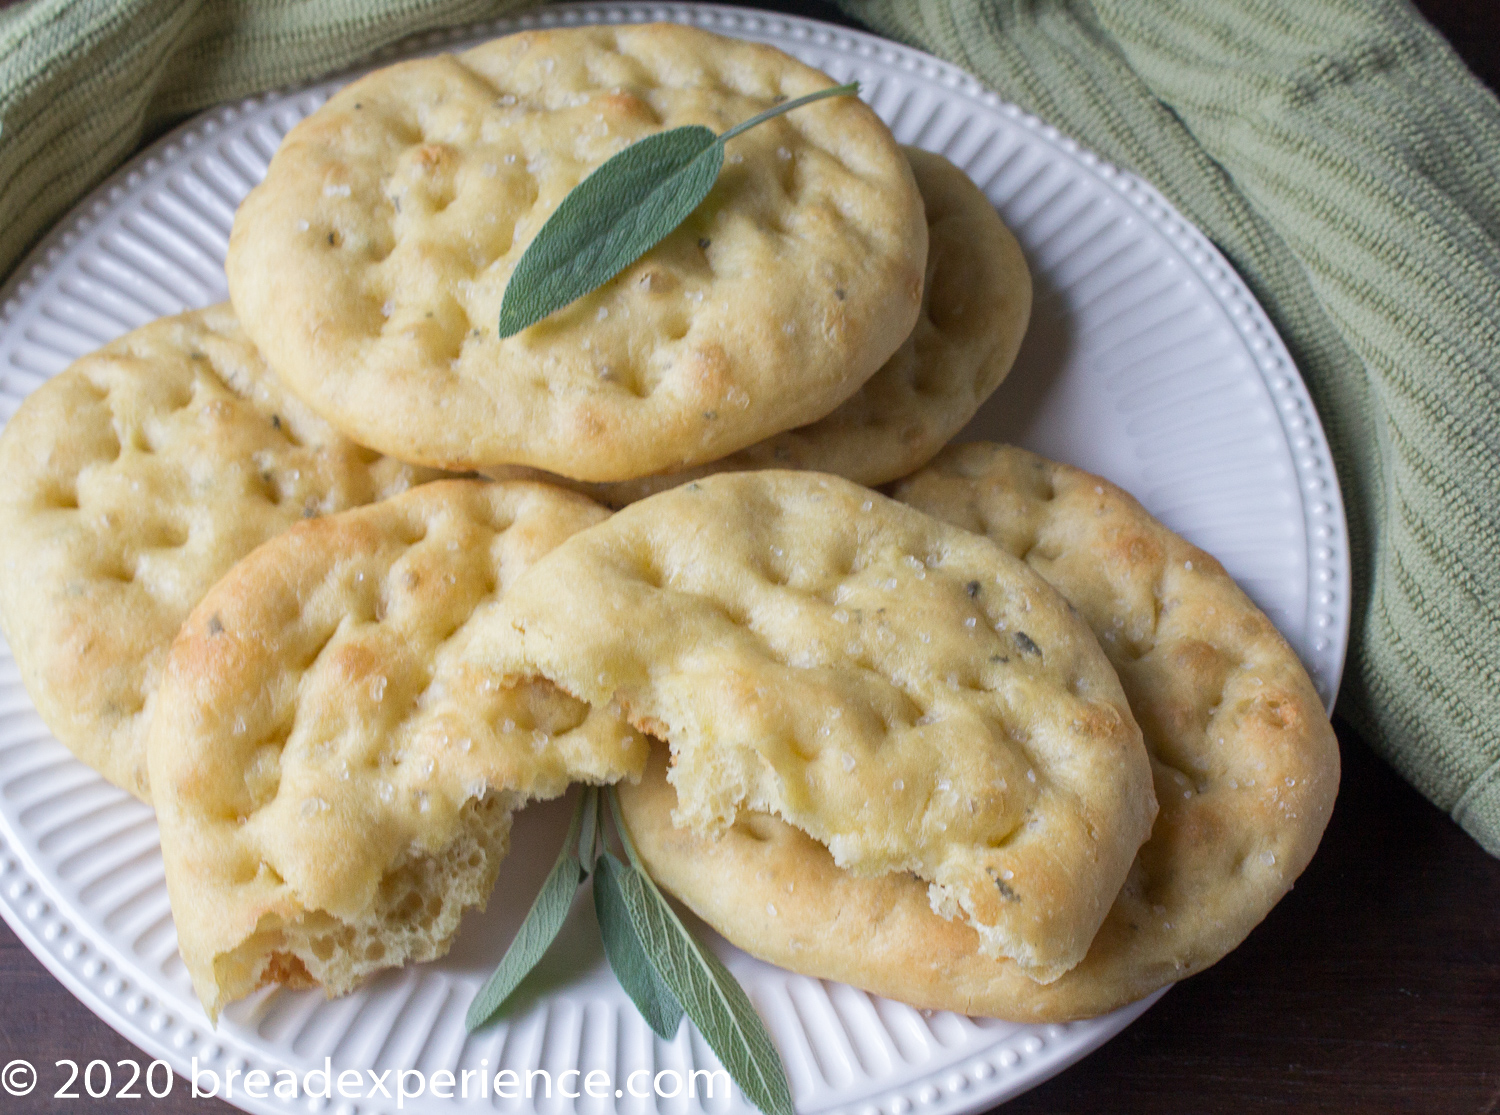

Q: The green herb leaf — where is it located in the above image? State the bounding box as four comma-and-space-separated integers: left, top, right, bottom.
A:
595, 852, 687, 1039
498, 82, 860, 339
605, 789, 795, 1115
498, 126, 720, 338
577, 784, 601, 867
464, 791, 590, 1032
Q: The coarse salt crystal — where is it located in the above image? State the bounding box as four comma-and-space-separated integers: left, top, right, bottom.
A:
300, 797, 329, 817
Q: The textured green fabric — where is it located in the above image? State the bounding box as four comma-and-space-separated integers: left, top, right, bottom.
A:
0, 0, 535, 273
841, 0, 1500, 854
0, 1, 1497, 854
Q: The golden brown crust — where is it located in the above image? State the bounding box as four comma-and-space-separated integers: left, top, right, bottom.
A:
483, 470, 1155, 982
148, 480, 648, 1018
487, 148, 1031, 503
227, 24, 926, 478
0, 305, 448, 801
620, 444, 1339, 1020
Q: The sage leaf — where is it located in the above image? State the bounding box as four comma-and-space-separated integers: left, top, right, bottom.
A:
497, 81, 860, 338
605, 789, 795, 1115
464, 790, 591, 1031
497, 126, 720, 338
595, 852, 686, 1039
577, 784, 601, 867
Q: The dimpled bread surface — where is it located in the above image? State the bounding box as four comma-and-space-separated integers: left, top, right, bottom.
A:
619, 444, 1339, 1019
487, 147, 1031, 505
226, 23, 927, 479
0, 305, 448, 802
477, 470, 1156, 983
147, 480, 649, 1019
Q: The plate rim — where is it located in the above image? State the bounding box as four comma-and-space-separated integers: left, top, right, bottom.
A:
0, 4, 1349, 1114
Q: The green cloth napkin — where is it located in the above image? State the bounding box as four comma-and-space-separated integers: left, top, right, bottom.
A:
1, 0, 1498, 855
840, 0, 1500, 857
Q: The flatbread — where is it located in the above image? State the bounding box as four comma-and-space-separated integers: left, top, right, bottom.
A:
619, 444, 1339, 1019
487, 147, 1031, 505
148, 480, 648, 1019
227, 23, 927, 479
0, 305, 448, 801
479, 470, 1155, 982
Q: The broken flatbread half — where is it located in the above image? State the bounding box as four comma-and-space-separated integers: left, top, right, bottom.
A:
619, 444, 1338, 1019
148, 479, 648, 1019
477, 469, 1156, 983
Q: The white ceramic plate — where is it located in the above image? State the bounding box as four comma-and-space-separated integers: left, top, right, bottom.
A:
0, 4, 1349, 1114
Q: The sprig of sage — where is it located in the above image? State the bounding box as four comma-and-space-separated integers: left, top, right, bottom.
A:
594, 851, 686, 1039
464, 784, 795, 1115
464, 786, 594, 1031
497, 81, 861, 338
603, 787, 796, 1115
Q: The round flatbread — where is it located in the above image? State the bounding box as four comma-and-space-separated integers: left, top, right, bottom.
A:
479, 470, 1155, 983
227, 23, 927, 479
0, 305, 448, 802
487, 147, 1031, 505
148, 480, 648, 1019
619, 444, 1339, 1020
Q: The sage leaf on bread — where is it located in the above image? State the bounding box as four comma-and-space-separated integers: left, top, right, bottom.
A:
497, 82, 859, 338
605, 788, 796, 1115
595, 851, 687, 1039
465, 788, 594, 1031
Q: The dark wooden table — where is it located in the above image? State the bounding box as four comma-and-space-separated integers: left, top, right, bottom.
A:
3, 2, 1498, 1113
